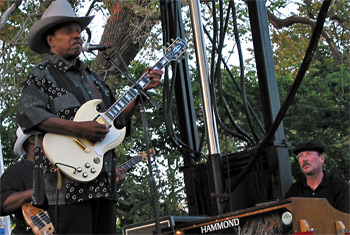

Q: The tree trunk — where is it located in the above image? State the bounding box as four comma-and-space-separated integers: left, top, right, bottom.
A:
92, 1, 156, 79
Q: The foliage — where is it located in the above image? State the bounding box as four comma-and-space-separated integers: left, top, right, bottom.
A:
279, 62, 350, 181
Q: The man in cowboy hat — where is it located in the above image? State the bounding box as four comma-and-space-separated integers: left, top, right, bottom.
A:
0, 127, 35, 234
16, 0, 162, 233
284, 141, 349, 213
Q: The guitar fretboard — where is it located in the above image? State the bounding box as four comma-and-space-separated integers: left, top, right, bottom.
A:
102, 59, 169, 125
31, 211, 52, 229
119, 156, 143, 171
95, 37, 187, 126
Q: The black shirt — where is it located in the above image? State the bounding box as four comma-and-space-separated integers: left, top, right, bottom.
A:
0, 159, 34, 234
285, 171, 350, 213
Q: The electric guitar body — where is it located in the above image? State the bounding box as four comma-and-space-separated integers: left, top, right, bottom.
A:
43, 99, 126, 182
22, 203, 54, 235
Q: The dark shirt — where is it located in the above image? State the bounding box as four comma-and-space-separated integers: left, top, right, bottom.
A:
16, 55, 129, 206
0, 159, 34, 234
285, 171, 350, 213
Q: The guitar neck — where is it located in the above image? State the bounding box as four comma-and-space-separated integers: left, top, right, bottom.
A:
98, 37, 187, 125
103, 55, 170, 124
118, 155, 143, 171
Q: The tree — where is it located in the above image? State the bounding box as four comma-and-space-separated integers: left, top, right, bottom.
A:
267, 0, 349, 66
92, 0, 161, 77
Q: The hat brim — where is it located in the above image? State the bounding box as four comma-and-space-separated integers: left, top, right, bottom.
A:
28, 15, 94, 54
13, 132, 30, 156
293, 144, 324, 155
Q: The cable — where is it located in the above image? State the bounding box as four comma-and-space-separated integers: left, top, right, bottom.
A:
163, 61, 202, 157
160, 1, 205, 158
230, 0, 260, 144
202, 1, 254, 143
203, 26, 255, 144
203, 26, 266, 136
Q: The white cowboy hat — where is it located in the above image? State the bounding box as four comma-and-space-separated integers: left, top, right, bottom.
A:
28, 0, 94, 54
13, 127, 30, 156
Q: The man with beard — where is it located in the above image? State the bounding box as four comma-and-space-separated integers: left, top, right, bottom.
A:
285, 141, 349, 213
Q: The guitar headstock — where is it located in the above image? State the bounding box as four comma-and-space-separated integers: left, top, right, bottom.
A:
138, 148, 156, 162
164, 37, 188, 62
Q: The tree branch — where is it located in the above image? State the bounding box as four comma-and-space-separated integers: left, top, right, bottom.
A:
267, 11, 345, 65
10, 13, 42, 45
0, 0, 22, 32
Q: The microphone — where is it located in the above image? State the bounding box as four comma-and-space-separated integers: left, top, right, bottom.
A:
82, 43, 111, 52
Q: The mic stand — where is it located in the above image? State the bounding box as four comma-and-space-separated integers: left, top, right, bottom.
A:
102, 51, 162, 234
139, 96, 162, 235
102, 52, 161, 111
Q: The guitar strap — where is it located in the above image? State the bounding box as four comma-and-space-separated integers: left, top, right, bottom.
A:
46, 66, 87, 105
89, 70, 115, 108
32, 134, 47, 206
86, 75, 108, 111
47, 64, 114, 113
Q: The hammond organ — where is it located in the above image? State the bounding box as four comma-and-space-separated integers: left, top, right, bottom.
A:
161, 197, 350, 234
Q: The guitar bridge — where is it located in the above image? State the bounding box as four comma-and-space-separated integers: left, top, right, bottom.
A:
72, 138, 90, 153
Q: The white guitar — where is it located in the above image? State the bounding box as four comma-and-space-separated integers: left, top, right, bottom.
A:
43, 38, 187, 182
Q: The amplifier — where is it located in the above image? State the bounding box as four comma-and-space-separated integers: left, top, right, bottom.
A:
122, 216, 207, 235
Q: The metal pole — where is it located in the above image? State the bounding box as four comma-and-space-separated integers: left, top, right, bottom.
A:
189, 0, 220, 155
189, 0, 224, 215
